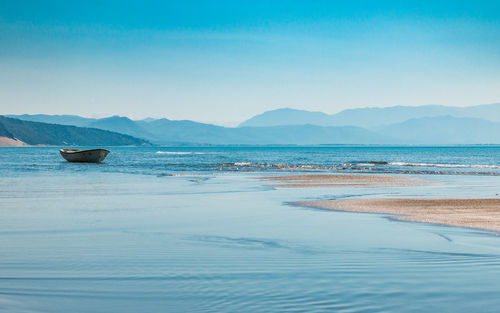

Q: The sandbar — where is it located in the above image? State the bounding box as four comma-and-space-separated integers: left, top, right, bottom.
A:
260, 174, 426, 188
295, 198, 500, 232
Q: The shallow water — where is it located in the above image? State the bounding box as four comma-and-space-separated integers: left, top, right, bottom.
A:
1, 147, 500, 312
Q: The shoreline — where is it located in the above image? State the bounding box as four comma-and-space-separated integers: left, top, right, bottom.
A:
294, 198, 500, 232
261, 174, 500, 232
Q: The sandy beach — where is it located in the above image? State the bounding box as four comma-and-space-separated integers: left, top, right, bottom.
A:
0, 136, 29, 147
295, 198, 500, 232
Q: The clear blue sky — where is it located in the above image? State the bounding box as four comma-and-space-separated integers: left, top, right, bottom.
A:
1, 0, 499, 125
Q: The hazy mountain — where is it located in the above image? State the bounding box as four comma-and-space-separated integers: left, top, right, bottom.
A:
6, 114, 236, 145
376, 116, 500, 144
6, 114, 97, 127
137, 119, 394, 145
232, 125, 395, 145
330, 104, 500, 128
7, 103, 500, 145
87, 116, 154, 140
239, 103, 500, 128
0, 116, 150, 146
7, 114, 158, 143
141, 118, 238, 144
239, 108, 332, 127
7, 114, 393, 145
458, 103, 500, 121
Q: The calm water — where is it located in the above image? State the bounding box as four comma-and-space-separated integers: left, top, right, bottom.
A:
1, 146, 500, 312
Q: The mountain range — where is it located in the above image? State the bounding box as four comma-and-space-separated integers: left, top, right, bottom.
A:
240, 103, 500, 128
4, 102, 500, 145
0, 116, 150, 146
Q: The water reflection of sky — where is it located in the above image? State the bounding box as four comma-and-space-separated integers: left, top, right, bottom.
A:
1, 169, 500, 312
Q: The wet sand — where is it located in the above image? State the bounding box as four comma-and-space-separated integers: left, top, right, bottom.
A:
296, 198, 500, 232
260, 174, 426, 188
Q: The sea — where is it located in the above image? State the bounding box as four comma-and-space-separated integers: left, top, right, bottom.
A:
1, 146, 500, 312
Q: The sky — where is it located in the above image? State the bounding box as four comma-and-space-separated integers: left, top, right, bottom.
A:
1, 0, 500, 125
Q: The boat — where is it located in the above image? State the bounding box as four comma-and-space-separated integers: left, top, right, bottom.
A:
60, 149, 110, 163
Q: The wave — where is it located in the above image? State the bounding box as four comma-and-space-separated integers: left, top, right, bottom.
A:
213, 161, 500, 175
343, 161, 500, 170
156, 151, 205, 155
215, 162, 344, 170
343, 161, 389, 166
234, 162, 252, 166
388, 162, 500, 169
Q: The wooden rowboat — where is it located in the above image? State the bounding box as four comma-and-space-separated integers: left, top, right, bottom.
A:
60, 149, 110, 163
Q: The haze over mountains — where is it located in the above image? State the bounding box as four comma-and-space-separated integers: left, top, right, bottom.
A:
240, 103, 500, 128
5, 103, 500, 145
4, 115, 390, 145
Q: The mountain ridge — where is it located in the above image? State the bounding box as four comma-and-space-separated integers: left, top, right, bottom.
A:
0, 116, 150, 146
376, 115, 500, 145
6, 102, 500, 145
239, 103, 500, 128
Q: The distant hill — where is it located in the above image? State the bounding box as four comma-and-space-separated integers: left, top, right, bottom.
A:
7, 102, 500, 145
233, 124, 395, 145
376, 115, 500, 144
239, 103, 500, 128
138, 119, 395, 145
87, 116, 155, 140
239, 108, 332, 128
6, 114, 97, 127
83, 116, 393, 145
4, 113, 396, 144
141, 118, 236, 144
0, 116, 150, 146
